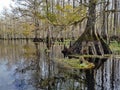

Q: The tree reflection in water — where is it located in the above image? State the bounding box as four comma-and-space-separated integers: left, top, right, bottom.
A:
0, 41, 120, 90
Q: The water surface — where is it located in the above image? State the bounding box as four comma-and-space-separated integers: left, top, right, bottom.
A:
0, 40, 120, 90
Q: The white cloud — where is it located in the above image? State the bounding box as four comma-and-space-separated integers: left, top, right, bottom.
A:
0, 0, 13, 12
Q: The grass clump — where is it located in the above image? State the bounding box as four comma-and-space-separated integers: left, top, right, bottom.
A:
57, 58, 94, 69
110, 41, 120, 52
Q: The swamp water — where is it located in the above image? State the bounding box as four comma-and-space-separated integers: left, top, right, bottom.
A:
0, 41, 120, 90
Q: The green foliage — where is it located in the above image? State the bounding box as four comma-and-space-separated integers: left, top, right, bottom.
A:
56, 58, 94, 69
47, 12, 57, 24
35, 4, 87, 26
54, 39, 72, 47
22, 23, 34, 37
22, 30, 30, 37
110, 41, 120, 52
48, 4, 86, 26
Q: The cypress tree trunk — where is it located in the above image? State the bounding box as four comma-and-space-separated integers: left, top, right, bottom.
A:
33, 0, 39, 42
62, 0, 111, 56
113, 0, 117, 36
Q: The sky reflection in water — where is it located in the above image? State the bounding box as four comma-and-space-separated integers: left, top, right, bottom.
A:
0, 41, 120, 90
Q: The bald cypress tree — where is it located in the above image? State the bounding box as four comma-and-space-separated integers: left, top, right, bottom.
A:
64, 0, 111, 56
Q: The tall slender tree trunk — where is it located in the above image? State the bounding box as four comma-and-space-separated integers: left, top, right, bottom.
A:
101, 2, 107, 40
33, 0, 39, 42
114, 0, 117, 36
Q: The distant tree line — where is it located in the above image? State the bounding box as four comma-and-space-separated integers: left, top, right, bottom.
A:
0, 0, 120, 42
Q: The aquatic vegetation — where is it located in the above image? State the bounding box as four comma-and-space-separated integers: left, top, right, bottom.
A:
110, 41, 120, 52
54, 39, 71, 46
56, 58, 95, 69
69, 54, 111, 59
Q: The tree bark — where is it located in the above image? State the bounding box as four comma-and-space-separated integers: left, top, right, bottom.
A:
62, 0, 111, 56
